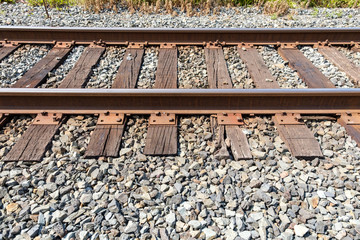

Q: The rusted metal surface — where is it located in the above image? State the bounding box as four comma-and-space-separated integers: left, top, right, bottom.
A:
97, 112, 125, 125
0, 89, 359, 115
33, 112, 62, 125
149, 113, 176, 125
273, 113, 303, 125
217, 113, 244, 125
2, 27, 360, 160
1, 27, 360, 45
340, 112, 360, 125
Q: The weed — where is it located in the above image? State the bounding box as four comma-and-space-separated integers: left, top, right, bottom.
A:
353, 0, 358, 7
186, 2, 193, 16
27, 0, 74, 8
155, 0, 161, 12
335, 9, 343, 17
286, 12, 295, 19
0, 0, 15, 3
263, 0, 289, 17
20, 0, 360, 15
311, 7, 319, 16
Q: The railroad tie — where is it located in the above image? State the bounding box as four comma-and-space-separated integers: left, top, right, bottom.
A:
2, 27, 360, 161
338, 113, 360, 146
111, 47, 144, 89
0, 42, 20, 61
237, 45, 279, 88
0, 114, 9, 129
143, 44, 178, 155
273, 113, 323, 159
272, 118, 324, 159
85, 122, 126, 158
58, 43, 105, 88
12, 42, 73, 88
206, 44, 252, 160
313, 47, 360, 145
85, 46, 145, 158
279, 45, 360, 152
239, 46, 324, 159
4, 113, 65, 161
4, 43, 105, 161
204, 44, 233, 88
318, 46, 360, 85
278, 47, 335, 88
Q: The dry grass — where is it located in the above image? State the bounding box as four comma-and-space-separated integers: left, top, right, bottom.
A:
263, 0, 290, 16
26, 0, 359, 15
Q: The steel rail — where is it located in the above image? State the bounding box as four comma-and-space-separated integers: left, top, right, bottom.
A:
1, 27, 360, 45
0, 88, 359, 115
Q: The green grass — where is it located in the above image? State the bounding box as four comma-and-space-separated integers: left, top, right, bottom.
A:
27, 0, 75, 8
309, 0, 358, 7
0, 0, 15, 3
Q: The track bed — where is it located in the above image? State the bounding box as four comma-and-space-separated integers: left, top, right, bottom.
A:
0, 27, 360, 161
1, 27, 360, 240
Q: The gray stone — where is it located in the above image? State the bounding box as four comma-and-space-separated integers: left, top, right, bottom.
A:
52, 223, 65, 237
335, 230, 347, 240
166, 212, 176, 227
169, 194, 183, 205
38, 212, 45, 225
249, 212, 263, 221
108, 199, 120, 213
334, 222, 343, 231
317, 190, 327, 199
174, 182, 183, 193
52, 210, 68, 222
124, 221, 138, 234
99, 234, 109, 240
80, 193, 92, 204
249, 180, 262, 188
27, 225, 40, 238
224, 229, 237, 240
260, 183, 271, 193
202, 228, 217, 240
239, 231, 252, 240
188, 220, 202, 230
79, 231, 89, 240
117, 192, 128, 204
294, 225, 309, 237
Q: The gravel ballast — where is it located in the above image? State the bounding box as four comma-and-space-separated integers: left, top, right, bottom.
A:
258, 46, 307, 88
178, 46, 208, 89
137, 47, 158, 89
300, 46, 356, 88
41, 46, 85, 88
0, 3, 360, 240
0, 44, 50, 88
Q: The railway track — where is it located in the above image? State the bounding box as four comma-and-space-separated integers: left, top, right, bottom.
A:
0, 27, 360, 162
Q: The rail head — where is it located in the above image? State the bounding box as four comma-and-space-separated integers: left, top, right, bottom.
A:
0, 88, 360, 96
1, 26, 360, 45
0, 88, 359, 115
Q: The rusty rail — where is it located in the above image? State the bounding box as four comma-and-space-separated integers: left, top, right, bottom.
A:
0, 88, 359, 115
1, 27, 360, 45
1, 27, 360, 160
